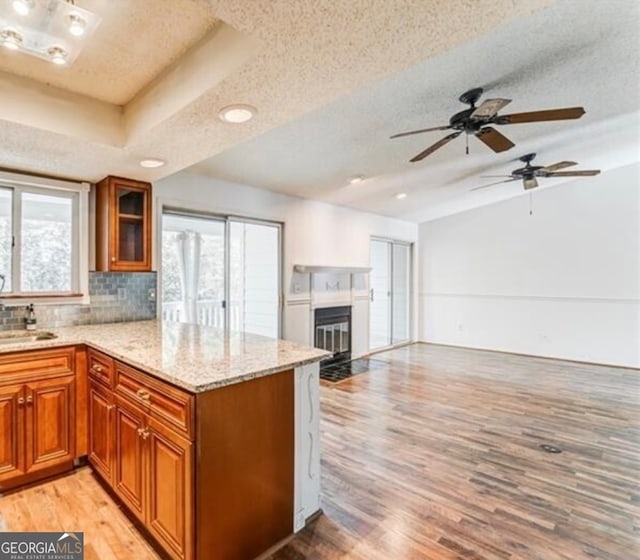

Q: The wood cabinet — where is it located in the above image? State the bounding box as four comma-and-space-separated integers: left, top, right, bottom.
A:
88, 380, 114, 483
25, 376, 75, 473
0, 348, 77, 489
95, 176, 152, 272
96, 364, 194, 560
0, 385, 25, 481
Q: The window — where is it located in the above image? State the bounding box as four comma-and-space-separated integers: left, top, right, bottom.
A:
0, 171, 89, 300
161, 209, 282, 338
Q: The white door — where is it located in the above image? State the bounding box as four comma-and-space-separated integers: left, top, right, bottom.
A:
369, 240, 391, 349
229, 220, 280, 338
369, 239, 411, 350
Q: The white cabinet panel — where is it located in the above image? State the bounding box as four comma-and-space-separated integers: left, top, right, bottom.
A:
294, 362, 321, 531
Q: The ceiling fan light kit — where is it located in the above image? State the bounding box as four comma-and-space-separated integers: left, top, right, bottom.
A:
1, 0, 101, 66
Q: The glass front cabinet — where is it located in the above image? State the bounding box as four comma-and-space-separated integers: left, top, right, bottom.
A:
95, 176, 152, 272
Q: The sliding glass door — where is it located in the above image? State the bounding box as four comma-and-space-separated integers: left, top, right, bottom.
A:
161, 210, 281, 338
369, 238, 411, 350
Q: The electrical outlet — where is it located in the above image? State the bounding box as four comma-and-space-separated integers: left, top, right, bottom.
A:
148, 288, 156, 302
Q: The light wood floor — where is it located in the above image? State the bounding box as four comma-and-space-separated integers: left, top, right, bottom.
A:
2, 343, 639, 559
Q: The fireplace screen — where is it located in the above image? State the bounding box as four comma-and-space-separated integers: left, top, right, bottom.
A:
315, 321, 349, 353
314, 306, 351, 365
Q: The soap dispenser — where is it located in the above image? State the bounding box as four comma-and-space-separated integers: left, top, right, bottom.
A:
25, 303, 37, 331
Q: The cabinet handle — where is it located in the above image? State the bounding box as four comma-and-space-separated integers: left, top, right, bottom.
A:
107, 404, 115, 411
17, 397, 25, 405
136, 389, 150, 401
111, 257, 116, 262
26, 395, 33, 404
307, 372, 314, 424
93, 365, 103, 373
137, 427, 150, 440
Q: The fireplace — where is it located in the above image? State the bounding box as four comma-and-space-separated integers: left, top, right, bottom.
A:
314, 306, 351, 366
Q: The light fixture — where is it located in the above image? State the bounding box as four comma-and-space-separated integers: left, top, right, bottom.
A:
48, 46, 68, 65
12, 0, 32, 16
218, 104, 257, 124
139, 158, 166, 168
395, 193, 407, 200
1, 29, 22, 51
1, 0, 101, 66
68, 13, 86, 36
349, 175, 365, 184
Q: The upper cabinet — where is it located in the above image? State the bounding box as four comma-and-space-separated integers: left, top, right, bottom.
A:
95, 176, 152, 272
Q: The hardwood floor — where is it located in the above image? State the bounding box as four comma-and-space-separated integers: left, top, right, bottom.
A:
1, 343, 638, 559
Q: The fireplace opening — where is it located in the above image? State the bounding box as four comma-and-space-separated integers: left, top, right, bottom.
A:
314, 306, 351, 366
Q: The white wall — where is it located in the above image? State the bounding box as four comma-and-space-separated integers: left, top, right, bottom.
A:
154, 170, 418, 351
419, 164, 640, 368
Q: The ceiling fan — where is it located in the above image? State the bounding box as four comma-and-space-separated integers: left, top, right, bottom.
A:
390, 87, 585, 162
471, 153, 601, 191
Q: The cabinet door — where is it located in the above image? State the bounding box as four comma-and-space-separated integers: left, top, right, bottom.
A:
114, 397, 146, 522
25, 376, 75, 473
88, 381, 114, 483
110, 178, 151, 272
0, 385, 25, 482
147, 420, 193, 560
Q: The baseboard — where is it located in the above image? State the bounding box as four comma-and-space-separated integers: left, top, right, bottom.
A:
416, 340, 639, 370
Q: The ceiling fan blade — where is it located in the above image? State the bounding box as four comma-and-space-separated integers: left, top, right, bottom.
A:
470, 98, 511, 120
480, 175, 513, 178
523, 177, 538, 190
410, 131, 462, 162
545, 170, 601, 177
471, 178, 518, 191
496, 107, 585, 125
475, 127, 515, 153
540, 161, 578, 172
390, 125, 452, 139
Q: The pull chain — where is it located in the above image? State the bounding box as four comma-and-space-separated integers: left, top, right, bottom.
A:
465, 134, 469, 155
529, 192, 533, 216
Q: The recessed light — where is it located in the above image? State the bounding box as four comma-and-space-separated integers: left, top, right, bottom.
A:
68, 14, 87, 37
1, 29, 22, 51
395, 193, 407, 200
139, 158, 166, 168
48, 46, 68, 65
349, 175, 365, 184
218, 104, 256, 124
12, 0, 31, 16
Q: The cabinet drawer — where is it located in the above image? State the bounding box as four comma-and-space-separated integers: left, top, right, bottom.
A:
115, 361, 193, 438
88, 349, 114, 388
0, 347, 75, 385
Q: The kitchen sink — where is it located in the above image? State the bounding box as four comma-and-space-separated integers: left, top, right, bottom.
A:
0, 330, 58, 345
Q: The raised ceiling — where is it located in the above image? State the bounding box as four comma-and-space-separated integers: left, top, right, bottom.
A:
0, 0, 637, 223
0, 0, 219, 104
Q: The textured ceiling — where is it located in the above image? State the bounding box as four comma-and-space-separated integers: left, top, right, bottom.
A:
192, 0, 640, 222
3, 0, 635, 223
0, 0, 219, 104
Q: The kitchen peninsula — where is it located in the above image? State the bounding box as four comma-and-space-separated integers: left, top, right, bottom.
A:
0, 320, 328, 560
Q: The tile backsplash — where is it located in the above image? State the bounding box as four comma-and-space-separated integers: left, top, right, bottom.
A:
0, 272, 157, 330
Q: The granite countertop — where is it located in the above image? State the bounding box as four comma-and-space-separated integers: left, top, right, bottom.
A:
0, 321, 329, 393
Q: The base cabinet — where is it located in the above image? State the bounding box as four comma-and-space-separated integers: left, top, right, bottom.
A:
294, 363, 321, 531
0, 385, 25, 481
0, 369, 75, 488
98, 377, 193, 560
88, 381, 114, 483
25, 376, 75, 473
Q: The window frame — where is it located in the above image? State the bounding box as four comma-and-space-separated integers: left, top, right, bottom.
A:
0, 170, 90, 305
